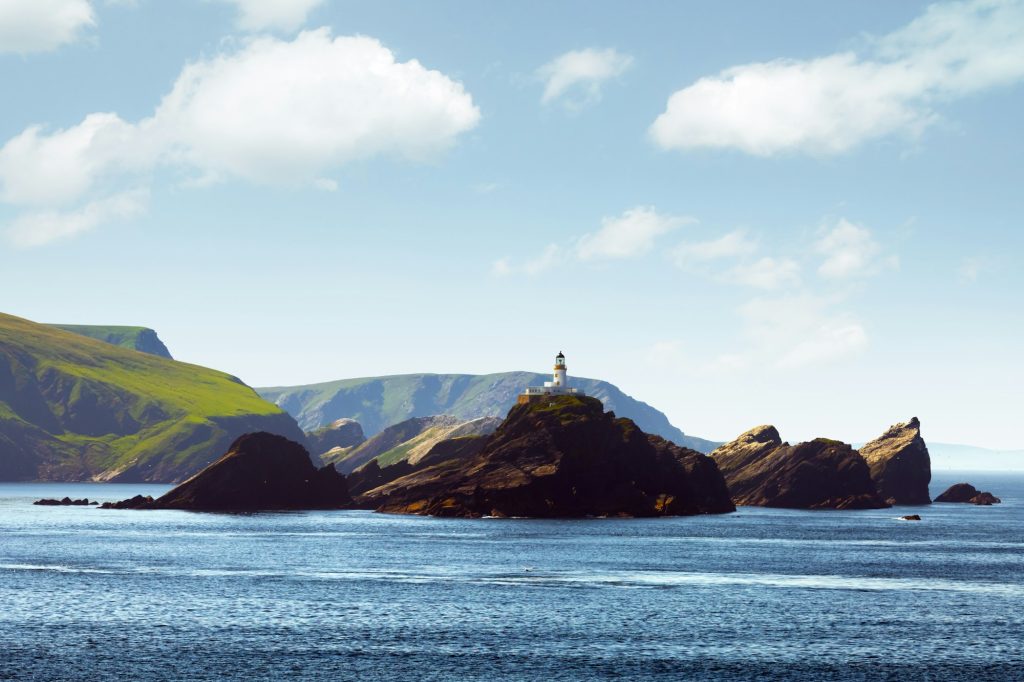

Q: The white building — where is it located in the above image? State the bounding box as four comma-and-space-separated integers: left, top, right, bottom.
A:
517, 351, 586, 404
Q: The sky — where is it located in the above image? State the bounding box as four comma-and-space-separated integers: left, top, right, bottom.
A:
0, 0, 1022, 449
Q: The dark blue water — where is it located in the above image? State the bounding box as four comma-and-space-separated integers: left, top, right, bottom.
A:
1, 472, 1022, 681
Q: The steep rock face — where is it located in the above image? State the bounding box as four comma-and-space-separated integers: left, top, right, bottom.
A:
49, 325, 173, 359
935, 483, 1001, 505
347, 434, 489, 497
359, 395, 735, 518
115, 433, 351, 511
0, 312, 306, 482
860, 417, 932, 505
306, 418, 366, 458
258, 372, 718, 453
712, 426, 888, 509
326, 415, 498, 474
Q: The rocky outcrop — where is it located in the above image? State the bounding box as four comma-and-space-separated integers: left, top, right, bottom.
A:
102, 433, 351, 511
935, 483, 1001, 505
100, 494, 154, 509
358, 395, 735, 518
860, 417, 931, 505
306, 418, 366, 458
712, 426, 888, 509
347, 434, 489, 497
33, 497, 97, 506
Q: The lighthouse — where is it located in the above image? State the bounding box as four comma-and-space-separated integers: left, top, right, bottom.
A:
518, 351, 585, 405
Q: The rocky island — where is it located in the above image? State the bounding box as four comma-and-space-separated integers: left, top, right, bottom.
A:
355, 394, 735, 518
860, 417, 931, 505
103, 432, 350, 511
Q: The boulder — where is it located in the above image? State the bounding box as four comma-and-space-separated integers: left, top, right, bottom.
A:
900, 514, 922, 521
712, 426, 888, 509
935, 483, 1001, 505
102, 433, 351, 511
859, 417, 931, 505
359, 395, 735, 518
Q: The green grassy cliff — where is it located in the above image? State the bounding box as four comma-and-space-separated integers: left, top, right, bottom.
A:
0, 312, 305, 482
48, 324, 173, 359
260, 372, 719, 453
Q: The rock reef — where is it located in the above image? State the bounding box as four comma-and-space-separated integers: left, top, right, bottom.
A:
33, 497, 97, 506
860, 417, 931, 505
935, 483, 1001, 505
357, 395, 735, 518
711, 426, 888, 509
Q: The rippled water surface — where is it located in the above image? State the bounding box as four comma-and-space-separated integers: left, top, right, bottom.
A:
1, 473, 1022, 681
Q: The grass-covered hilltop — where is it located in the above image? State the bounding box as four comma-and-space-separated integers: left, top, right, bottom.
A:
260, 372, 718, 453
49, 324, 173, 359
0, 312, 305, 482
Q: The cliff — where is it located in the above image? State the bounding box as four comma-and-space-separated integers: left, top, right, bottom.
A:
0, 312, 307, 482
859, 417, 932, 505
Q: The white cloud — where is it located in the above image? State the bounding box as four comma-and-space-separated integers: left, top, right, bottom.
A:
537, 48, 634, 107
815, 218, 884, 279
577, 206, 690, 260
726, 256, 801, 290
155, 30, 480, 185
212, 0, 326, 32
650, 0, 1024, 155
0, 29, 480, 245
492, 244, 561, 277
0, 0, 94, 54
739, 295, 868, 369
6, 189, 147, 247
672, 230, 757, 266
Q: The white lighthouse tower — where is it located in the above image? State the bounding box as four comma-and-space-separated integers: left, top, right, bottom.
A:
518, 351, 585, 404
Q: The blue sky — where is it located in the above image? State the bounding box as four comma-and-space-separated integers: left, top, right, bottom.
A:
1, 0, 1021, 448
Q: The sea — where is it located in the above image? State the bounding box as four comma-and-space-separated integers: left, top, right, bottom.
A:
1, 472, 1021, 681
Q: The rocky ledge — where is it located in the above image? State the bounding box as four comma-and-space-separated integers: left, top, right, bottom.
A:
711, 426, 888, 509
859, 417, 931, 505
357, 395, 735, 518
102, 432, 351, 511
935, 483, 1001, 505
33, 497, 98, 506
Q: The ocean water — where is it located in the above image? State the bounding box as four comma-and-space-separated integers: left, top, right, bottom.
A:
1, 472, 1022, 681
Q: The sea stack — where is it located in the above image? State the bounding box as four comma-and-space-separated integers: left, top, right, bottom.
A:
859, 417, 932, 505
711, 425, 888, 509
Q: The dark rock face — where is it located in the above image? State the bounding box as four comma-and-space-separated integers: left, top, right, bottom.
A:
100, 494, 154, 510
347, 434, 489, 498
33, 497, 96, 506
935, 483, 1001, 505
358, 395, 735, 518
712, 426, 888, 509
900, 514, 922, 521
103, 433, 351, 511
860, 417, 931, 505
306, 418, 366, 458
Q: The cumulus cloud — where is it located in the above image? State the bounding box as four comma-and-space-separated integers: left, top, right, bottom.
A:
212, 0, 326, 32
650, 0, 1024, 155
815, 219, 887, 279
0, 29, 480, 246
577, 206, 691, 260
537, 48, 633, 108
0, 0, 95, 54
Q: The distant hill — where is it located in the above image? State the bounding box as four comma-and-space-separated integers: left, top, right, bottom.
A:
49, 324, 173, 359
259, 372, 718, 453
0, 312, 305, 482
